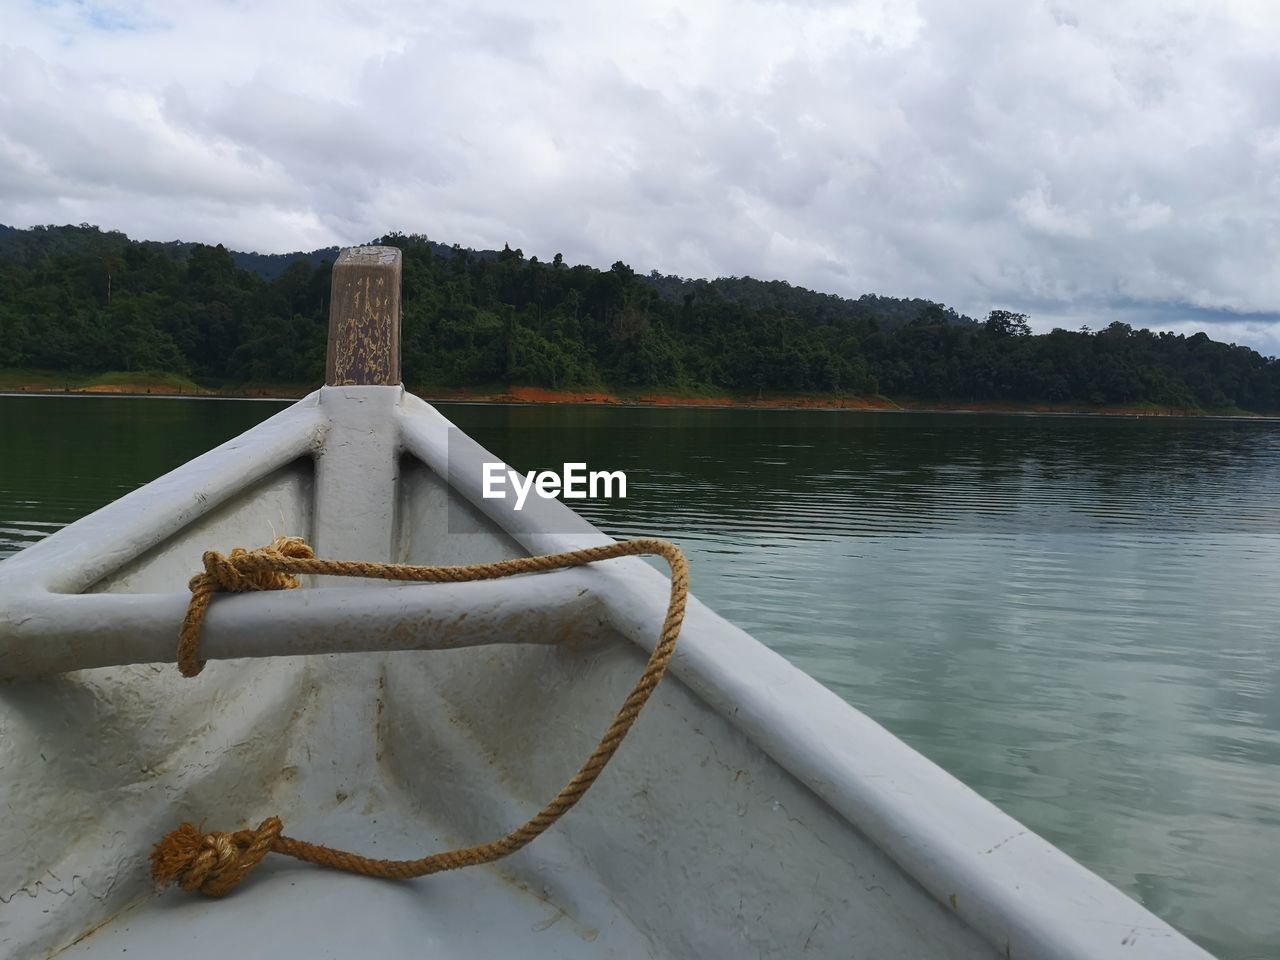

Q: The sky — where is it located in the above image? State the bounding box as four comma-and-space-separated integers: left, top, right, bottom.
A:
3, 0, 1280, 354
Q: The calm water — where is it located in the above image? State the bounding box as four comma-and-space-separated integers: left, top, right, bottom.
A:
3, 395, 1279, 959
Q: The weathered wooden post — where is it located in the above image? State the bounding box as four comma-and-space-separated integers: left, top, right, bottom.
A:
315, 245, 404, 565
325, 246, 402, 386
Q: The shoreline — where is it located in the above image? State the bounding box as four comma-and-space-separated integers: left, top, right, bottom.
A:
0, 376, 1272, 418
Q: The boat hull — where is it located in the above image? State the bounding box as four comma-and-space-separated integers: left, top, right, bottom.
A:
0, 386, 1214, 959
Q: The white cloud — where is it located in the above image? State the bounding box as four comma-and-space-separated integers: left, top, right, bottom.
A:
1013, 182, 1093, 240
3, 0, 1280, 352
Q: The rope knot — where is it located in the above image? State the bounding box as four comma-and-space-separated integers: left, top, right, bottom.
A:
150, 817, 284, 897
194, 536, 315, 594
179, 537, 315, 677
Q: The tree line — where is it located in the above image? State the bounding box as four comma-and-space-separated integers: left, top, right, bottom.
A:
0, 224, 1276, 412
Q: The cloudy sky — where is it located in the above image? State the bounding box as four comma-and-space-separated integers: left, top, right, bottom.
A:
4, 0, 1279, 352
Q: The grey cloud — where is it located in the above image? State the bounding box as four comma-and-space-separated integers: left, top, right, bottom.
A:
3, 0, 1279, 353
0, 46, 297, 205
455, 10, 553, 64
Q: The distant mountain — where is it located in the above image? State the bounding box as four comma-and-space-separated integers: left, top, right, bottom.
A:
0, 223, 1275, 411
0, 224, 966, 331
0, 223, 133, 264
225, 246, 341, 279
638, 272, 976, 332
0, 223, 337, 280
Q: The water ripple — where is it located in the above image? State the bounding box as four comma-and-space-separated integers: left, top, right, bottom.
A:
2, 398, 1278, 959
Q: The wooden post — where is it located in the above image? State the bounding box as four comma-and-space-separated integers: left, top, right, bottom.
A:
326, 246, 402, 385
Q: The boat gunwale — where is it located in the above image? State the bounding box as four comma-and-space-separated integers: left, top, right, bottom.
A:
0, 385, 1213, 960
404, 387, 1212, 960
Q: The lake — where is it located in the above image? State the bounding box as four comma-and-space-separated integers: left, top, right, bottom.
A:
2, 394, 1278, 959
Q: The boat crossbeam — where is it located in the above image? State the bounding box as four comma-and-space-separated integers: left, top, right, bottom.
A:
0, 570, 606, 679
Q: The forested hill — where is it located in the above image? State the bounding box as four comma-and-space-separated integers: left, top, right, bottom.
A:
0, 223, 342, 281
0, 223, 1277, 412
639, 273, 976, 332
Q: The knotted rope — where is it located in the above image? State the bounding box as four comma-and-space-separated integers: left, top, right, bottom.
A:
178, 536, 316, 678
153, 536, 688, 897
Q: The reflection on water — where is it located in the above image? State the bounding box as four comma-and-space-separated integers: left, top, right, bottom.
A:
2, 396, 1279, 958
0, 396, 291, 557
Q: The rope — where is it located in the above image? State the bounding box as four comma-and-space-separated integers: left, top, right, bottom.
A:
153, 536, 688, 897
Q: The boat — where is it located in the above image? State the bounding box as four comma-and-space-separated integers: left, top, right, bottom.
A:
0, 246, 1213, 959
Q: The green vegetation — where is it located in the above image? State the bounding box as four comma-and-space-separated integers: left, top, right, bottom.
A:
85, 370, 202, 389
0, 224, 1277, 412
0, 368, 207, 393
0, 368, 75, 390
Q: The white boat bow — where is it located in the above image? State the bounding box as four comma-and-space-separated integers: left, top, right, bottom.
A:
0, 247, 1214, 959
